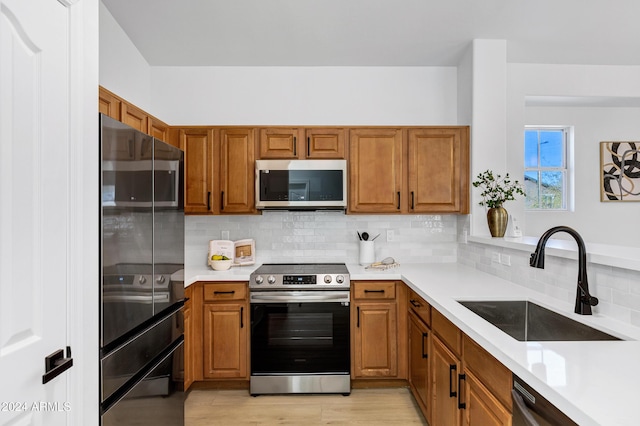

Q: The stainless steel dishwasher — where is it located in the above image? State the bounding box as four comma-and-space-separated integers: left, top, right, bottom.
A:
512, 374, 578, 426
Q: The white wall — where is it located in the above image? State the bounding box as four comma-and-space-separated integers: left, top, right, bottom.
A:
150, 66, 458, 125
524, 106, 640, 247
469, 40, 508, 237
99, 1, 152, 113
507, 64, 640, 247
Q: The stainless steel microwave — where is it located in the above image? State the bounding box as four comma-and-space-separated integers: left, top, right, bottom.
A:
255, 159, 347, 210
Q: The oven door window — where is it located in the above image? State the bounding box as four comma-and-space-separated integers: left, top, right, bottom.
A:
251, 302, 349, 374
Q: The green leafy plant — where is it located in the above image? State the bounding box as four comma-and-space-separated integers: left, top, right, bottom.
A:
472, 170, 525, 208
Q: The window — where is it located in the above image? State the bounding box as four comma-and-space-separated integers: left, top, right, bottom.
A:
524, 127, 571, 210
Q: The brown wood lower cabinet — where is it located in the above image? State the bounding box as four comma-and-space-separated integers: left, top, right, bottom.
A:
186, 282, 249, 386
351, 281, 407, 380
462, 370, 512, 426
432, 334, 462, 425
408, 310, 431, 419
406, 286, 513, 426
203, 302, 247, 379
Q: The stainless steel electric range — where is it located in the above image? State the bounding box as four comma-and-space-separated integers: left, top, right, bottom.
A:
249, 263, 351, 395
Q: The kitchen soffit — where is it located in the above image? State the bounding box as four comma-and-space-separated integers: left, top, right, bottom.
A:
101, 0, 640, 67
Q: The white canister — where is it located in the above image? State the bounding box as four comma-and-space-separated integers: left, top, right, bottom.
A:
359, 241, 375, 266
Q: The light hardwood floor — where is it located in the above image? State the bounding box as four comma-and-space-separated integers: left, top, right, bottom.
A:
185, 387, 428, 425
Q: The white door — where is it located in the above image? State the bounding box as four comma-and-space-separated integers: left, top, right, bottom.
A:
0, 0, 76, 424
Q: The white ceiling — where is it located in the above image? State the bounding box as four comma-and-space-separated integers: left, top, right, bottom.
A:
101, 0, 640, 67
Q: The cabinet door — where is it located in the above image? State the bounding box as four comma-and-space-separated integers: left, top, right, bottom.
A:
352, 301, 398, 377
181, 128, 214, 214
203, 302, 248, 379
259, 127, 301, 159
408, 128, 469, 213
349, 128, 404, 213
121, 102, 149, 133
409, 311, 431, 422
219, 128, 255, 214
432, 335, 462, 426
305, 128, 346, 158
149, 116, 169, 143
98, 87, 121, 120
462, 370, 512, 426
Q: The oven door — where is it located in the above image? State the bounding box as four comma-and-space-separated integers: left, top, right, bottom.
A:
250, 291, 350, 376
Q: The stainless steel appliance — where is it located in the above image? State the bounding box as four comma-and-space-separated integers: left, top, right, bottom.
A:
100, 114, 185, 425
249, 263, 351, 395
255, 159, 347, 210
512, 374, 578, 426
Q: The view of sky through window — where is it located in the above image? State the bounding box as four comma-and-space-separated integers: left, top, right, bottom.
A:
524, 128, 567, 210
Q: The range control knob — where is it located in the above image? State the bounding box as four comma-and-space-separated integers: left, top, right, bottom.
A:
156, 275, 165, 284
254, 275, 264, 285
138, 276, 147, 285
267, 275, 276, 285
336, 275, 345, 284
324, 275, 332, 284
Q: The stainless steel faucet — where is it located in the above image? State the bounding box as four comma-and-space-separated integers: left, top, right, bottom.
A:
529, 226, 599, 315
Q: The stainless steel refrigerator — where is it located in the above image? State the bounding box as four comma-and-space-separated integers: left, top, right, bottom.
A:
99, 114, 185, 425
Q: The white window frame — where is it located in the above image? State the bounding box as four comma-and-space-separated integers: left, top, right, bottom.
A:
524, 125, 574, 211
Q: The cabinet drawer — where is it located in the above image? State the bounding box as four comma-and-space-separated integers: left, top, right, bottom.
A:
352, 281, 396, 300
408, 289, 430, 326
203, 283, 247, 302
463, 334, 512, 410
432, 309, 461, 356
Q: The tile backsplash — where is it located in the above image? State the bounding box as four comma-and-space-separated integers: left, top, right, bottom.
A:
186, 212, 458, 268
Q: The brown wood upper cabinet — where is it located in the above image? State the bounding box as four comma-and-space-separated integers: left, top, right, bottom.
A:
348, 128, 404, 213
177, 127, 256, 215
219, 128, 255, 214
259, 127, 346, 159
349, 127, 469, 214
98, 86, 173, 146
179, 128, 214, 215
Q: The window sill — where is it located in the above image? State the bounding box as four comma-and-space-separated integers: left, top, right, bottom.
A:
467, 235, 640, 272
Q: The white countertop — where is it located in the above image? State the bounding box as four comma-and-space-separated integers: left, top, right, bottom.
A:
186, 262, 640, 425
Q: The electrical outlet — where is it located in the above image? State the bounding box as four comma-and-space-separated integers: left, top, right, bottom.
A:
221, 230, 230, 240
491, 252, 500, 263
500, 254, 511, 266
386, 230, 395, 242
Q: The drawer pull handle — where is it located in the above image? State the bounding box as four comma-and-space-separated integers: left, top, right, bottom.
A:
364, 289, 385, 294
449, 364, 457, 397
421, 332, 428, 359
410, 299, 421, 308
458, 373, 466, 409
214, 290, 235, 295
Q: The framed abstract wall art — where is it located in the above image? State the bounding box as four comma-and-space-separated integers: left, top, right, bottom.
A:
600, 141, 640, 202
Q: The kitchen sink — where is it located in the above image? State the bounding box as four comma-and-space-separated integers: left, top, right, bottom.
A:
458, 300, 622, 341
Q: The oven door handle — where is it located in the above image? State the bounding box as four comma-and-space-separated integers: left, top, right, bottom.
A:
102, 293, 170, 303
250, 292, 350, 303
